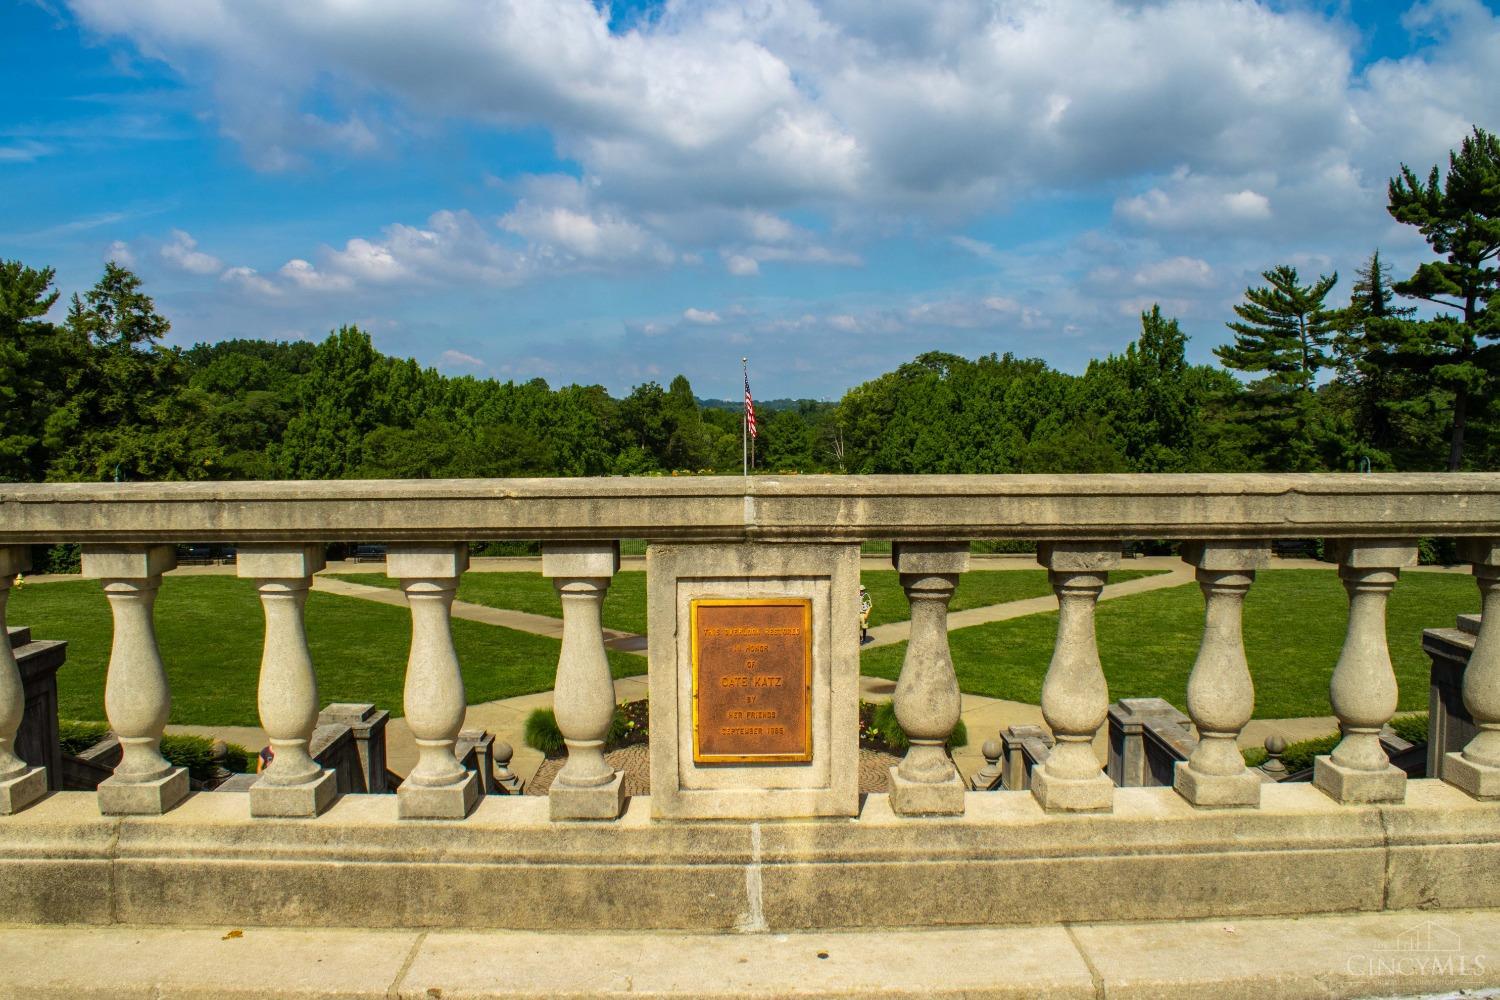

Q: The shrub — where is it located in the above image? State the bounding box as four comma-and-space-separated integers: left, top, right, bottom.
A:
867, 700, 967, 752
1418, 538, 1458, 566
524, 708, 566, 756
58, 719, 109, 755
29, 543, 81, 575
160, 734, 251, 780
1243, 713, 1428, 772
57, 721, 248, 779
524, 704, 638, 756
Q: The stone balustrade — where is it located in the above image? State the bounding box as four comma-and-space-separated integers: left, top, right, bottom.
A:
0, 473, 1498, 922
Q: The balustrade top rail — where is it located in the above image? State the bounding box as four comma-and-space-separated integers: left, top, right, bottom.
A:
3, 472, 1500, 543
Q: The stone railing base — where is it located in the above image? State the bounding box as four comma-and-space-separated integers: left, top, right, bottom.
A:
3, 780, 1497, 931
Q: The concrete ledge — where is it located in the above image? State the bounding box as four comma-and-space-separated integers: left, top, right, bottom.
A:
4, 473, 1500, 543
0, 781, 1498, 930
0, 910, 1497, 998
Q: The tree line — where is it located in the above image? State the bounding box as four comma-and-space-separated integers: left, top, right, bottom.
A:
1, 127, 1495, 484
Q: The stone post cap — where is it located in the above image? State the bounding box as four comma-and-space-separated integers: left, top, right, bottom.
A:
1326, 539, 1419, 569
542, 541, 621, 578
1037, 541, 1121, 572
235, 543, 326, 580
1109, 697, 1190, 726
0, 546, 30, 578
81, 543, 177, 579
386, 543, 469, 579
318, 703, 389, 732
1180, 541, 1269, 571
1002, 724, 1052, 744
891, 541, 969, 575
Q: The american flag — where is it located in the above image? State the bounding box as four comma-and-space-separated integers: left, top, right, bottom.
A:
744, 370, 758, 439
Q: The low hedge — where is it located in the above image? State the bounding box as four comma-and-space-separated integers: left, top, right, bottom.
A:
57, 720, 251, 781
1243, 712, 1427, 773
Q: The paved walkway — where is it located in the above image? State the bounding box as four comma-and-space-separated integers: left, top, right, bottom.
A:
6, 909, 1498, 998
863, 562, 1196, 648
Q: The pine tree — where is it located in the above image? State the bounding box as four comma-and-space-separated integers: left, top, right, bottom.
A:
1215, 265, 1339, 392
1384, 126, 1500, 470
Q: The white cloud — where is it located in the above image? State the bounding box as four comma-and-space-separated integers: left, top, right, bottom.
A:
683, 308, 722, 325
500, 200, 673, 266
160, 229, 223, 274
326, 210, 522, 286
279, 258, 354, 292
0, 140, 54, 163
220, 266, 279, 296
104, 239, 135, 266
725, 254, 760, 276
1132, 256, 1215, 289
439, 349, 484, 368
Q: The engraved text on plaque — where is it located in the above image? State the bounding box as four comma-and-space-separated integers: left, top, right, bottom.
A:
691, 598, 812, 763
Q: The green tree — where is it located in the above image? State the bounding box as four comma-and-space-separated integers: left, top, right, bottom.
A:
274, 326, 382, 478
44, 263, 209, 481
0, 260, 62, 481
1384, 126, 1500, 470
1327, 251, 1440, 469
1216, 265, 1339, 392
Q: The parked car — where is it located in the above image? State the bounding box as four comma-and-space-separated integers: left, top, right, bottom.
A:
352, 544, 388, 563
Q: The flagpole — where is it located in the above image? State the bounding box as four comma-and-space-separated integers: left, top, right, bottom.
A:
742, 357, 748, 477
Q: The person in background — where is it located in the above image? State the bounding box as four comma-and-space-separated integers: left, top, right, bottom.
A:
859, 584, 872, 643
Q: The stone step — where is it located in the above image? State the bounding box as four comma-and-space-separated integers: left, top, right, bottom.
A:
0, 910, 1496, 998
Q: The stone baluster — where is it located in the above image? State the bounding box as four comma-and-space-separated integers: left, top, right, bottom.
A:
1313, 539, 1417, 804
542, 542, 625, 820
1444, 540, 1500, 799
238, 544, 336, 817
1174, 542, 1268, 808
0, 547, 46, 815
82, 545, 189, 815
889, 541, 968, 816
388, 544, 478, 819
1032, 542, 1118, 813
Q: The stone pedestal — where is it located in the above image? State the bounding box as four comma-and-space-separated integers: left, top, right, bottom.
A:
97, 768, 189, 816
398, 770, 479, 820
1440, 750, 1500, 799
0, 766, 46, 815
250, 770, 337, 817
889, 767, 965, 815
549, 772, 626, 821
1173, 761, 1262, 807
1311, 754, 1406, 803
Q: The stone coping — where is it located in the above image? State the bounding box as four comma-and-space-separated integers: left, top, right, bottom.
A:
2, 472, 1499, 542
2, 780, 1497, 931
2, 909, 1498, 999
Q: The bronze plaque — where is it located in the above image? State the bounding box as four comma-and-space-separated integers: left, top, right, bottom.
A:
691, 598, 813, 764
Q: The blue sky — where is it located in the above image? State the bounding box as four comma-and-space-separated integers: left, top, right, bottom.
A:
3, 0, 1498, 399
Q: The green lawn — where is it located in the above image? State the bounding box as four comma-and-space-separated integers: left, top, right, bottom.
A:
9, 577, 644, 727
861, 570, 1477, 719
333, 567, 1166, 632
332, 571, 651, 634
861, 568, 1164, 627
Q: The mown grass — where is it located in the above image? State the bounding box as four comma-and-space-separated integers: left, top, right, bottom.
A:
333, 567, 1166, 632
860, 570, 1477, 719
9, 576, 644, 727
